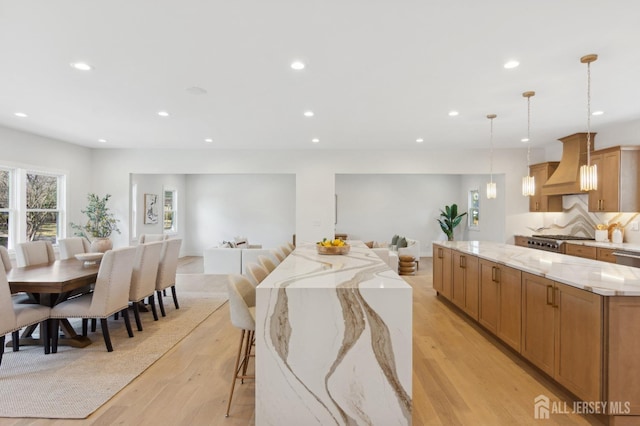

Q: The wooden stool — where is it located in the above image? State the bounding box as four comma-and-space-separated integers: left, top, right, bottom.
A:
398, 255, 416, 275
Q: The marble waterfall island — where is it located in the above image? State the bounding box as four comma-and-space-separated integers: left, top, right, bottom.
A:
256, 241, 412, 425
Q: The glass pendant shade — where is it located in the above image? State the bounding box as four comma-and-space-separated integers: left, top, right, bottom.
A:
580, 163, 598, 191
579, 54, 598, 191
522, 174, 535, 196
487, 181, 497, 199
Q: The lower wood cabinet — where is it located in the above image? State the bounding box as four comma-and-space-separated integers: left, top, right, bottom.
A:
478, 259, 522, 352
521, 273, 603, 402
451, 251, 479, 320
432, 245, 452, 299
564, 243, 597, 259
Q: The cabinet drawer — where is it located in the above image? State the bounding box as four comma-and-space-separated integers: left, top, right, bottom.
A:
597, 247, 617, 263
564, 244, 597, 260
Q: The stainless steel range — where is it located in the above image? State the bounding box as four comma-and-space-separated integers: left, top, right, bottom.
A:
523, 234, 595, 253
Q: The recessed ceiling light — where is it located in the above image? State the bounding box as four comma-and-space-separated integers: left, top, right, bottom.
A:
204, 138, 213, 143
448, 111, 459, 117
291, 61, 305, 70
70, 62, 92, 71
312, 138, 320, 143
416, 138, 424, 143
14, 112, 28, 118
521, 138, 530, 143
98, 138, 107, 143
592, 110, 604, 116
157, 111, 170, 117
303, 111, 314, 117
504, 60, 520, 69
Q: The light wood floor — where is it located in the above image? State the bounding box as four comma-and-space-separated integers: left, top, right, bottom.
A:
3, 257, 604, 425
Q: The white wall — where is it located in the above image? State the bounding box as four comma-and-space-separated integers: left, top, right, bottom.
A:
336, 174, 468, 256
459, 175, 506, 242
0, 126, 93, 242
183, 174, 295, 255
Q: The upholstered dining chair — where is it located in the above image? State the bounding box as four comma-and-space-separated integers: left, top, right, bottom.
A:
138, 234, 168, 244
257, 255, 276, 273
1, 266, 51, 366
50, 246, 136, 353
155, 238, 182, 317
129, 241, 163, 331
58, 237, 91, 260
0, 246, 12, 272
244, 262, 269, 287
225, 274, 256, 417
16, 240, 55, 267
271, 248, 285, 263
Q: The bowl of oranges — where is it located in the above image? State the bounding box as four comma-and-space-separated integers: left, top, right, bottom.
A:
316, 238, 350, 255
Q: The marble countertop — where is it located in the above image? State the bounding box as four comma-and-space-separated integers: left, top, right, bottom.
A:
434, 240, 640, 296
563, 239, 640, 252
258, 240, 410, 290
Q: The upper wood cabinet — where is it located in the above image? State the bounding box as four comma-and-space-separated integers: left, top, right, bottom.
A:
588, 146, 640, 212
529, 162, 563, 212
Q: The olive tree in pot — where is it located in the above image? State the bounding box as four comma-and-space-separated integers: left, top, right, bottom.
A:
437, 203, 467, 241
70, 193, 121, 252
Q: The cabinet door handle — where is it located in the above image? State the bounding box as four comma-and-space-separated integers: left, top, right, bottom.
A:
460, 256, 466, 269
546, 285, 553, 305
438, 248, 443, 259
535, 201, 539, 211
491, 266, 496, 282
553, 287, 559, 308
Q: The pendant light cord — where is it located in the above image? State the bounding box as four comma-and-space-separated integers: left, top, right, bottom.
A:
489, 117, 494, 182
526, 95, 531, 168
586, 60, 592, 166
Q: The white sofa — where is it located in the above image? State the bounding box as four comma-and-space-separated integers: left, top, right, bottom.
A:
203, 246, 279, 275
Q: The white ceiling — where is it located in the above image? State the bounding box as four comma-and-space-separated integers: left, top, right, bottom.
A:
1, 1, 639, 151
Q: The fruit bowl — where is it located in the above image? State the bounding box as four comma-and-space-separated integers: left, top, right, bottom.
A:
316, 244, 350, 255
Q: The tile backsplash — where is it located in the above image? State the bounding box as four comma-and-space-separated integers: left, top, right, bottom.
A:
539, 194, 640, 244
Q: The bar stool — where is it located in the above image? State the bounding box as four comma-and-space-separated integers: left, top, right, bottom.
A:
225, 274, 256, 417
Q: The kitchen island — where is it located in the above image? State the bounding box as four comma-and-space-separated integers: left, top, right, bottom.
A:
256, 241, 412, 425
434, 241, 640, 424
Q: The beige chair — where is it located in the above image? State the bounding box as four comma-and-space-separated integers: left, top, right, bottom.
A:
1, 266, 51, 365
50, 247, 136, 352
155, 239, 182, 317
244, 262, 269, 287
225, 274, 256, 417
258, 255, 276, 273
138, 234, 168, 244
58, 237, 91, 260
15, 241, 55, 267
271, 248, 285, 263
0, 246, 11, 272
129, 241, 163, 331
279, 245, 292, 256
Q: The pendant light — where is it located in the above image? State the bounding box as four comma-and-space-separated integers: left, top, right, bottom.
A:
579, 54, 598, 191
522, 91, 536, 196
486, 114, 497, 199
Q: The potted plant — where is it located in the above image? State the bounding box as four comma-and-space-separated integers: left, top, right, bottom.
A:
70, 193, 121, 252
437, 203, 467, 241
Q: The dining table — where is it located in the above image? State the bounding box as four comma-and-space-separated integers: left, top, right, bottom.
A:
7, 257, 101, 348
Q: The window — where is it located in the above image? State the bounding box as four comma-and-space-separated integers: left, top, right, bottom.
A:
26, 173, 62, 243
163, 188, 177, 233
0, 166, 65, 248
0, 169, 10, 248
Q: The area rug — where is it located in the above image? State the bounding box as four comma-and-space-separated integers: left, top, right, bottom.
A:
0, 274, 229, 419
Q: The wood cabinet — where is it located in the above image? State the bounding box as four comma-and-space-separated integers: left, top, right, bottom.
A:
478, 259, 522, 352
564, 243, 597, 260
529, 162, 563, 212
514, 235, 529, 248
521, 272, 603, 402
596, 247, 617, 263
451, 250, 479, 320
588, 146, 640, 212
432, 244, 452, 299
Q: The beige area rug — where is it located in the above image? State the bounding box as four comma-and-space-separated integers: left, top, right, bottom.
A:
0, 273, 229, 419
